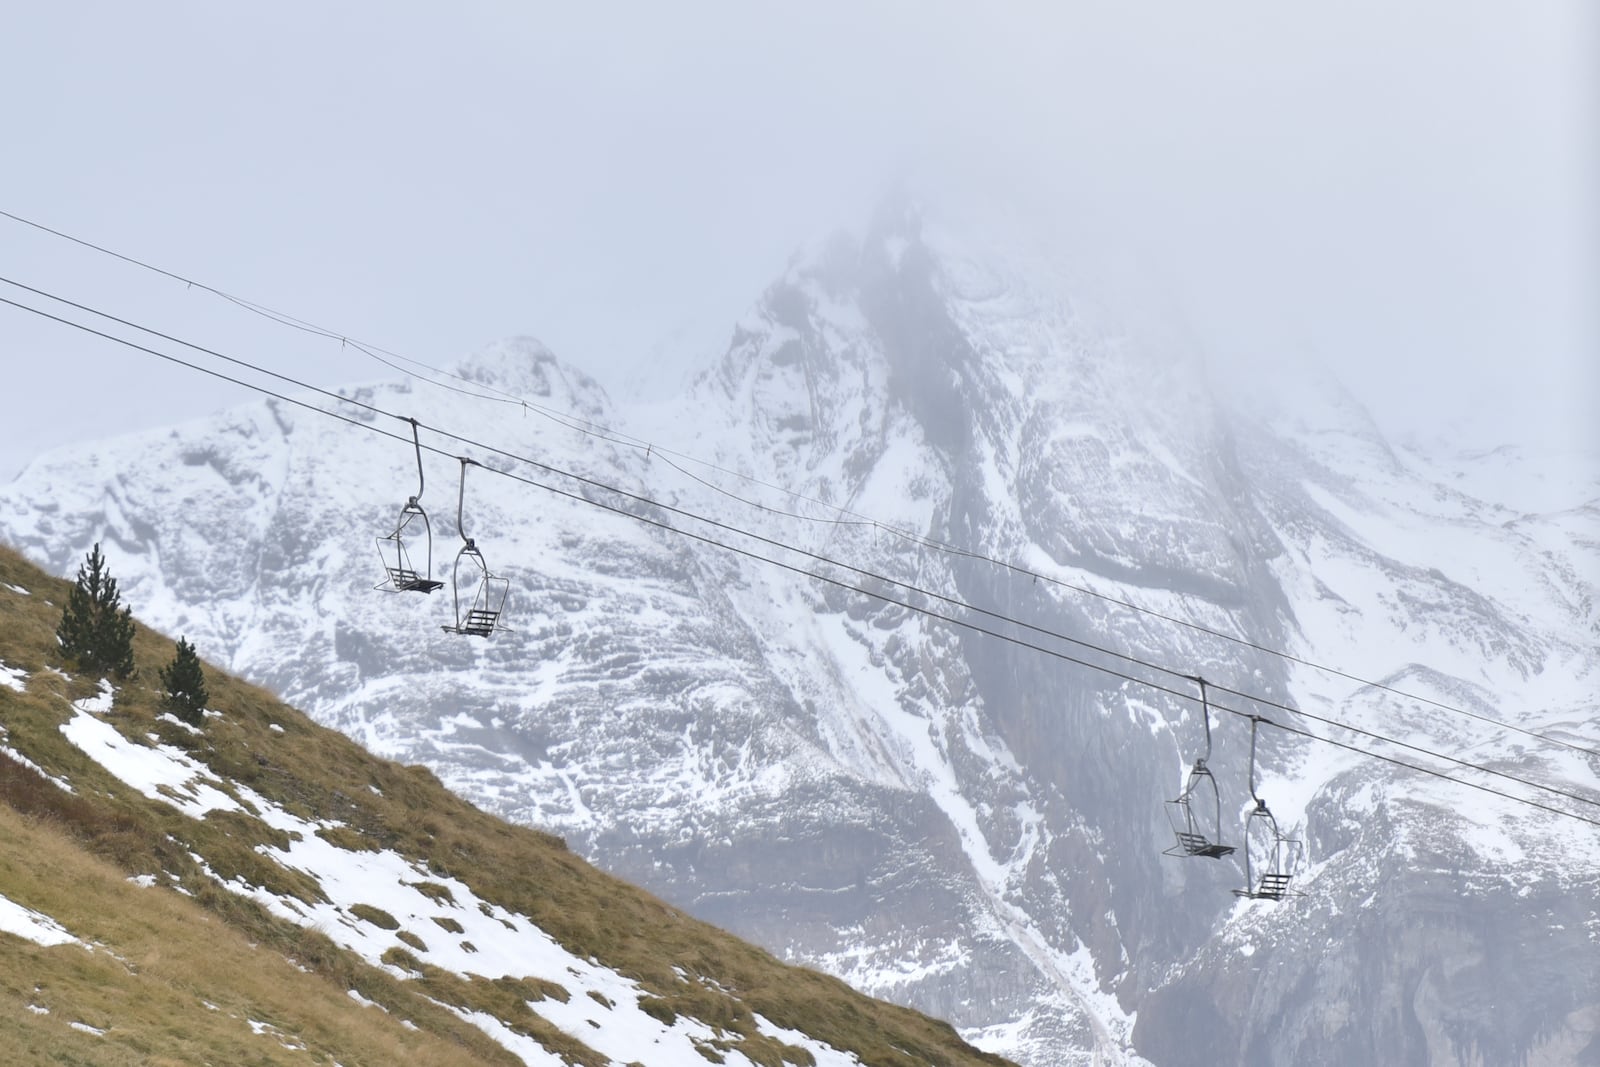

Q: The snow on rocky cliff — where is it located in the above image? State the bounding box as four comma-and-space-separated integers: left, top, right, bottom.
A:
2, 205, 1596, 1066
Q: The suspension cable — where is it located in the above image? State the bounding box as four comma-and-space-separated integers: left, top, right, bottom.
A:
1, 211, 1589, 761
3, 286, 1599, 833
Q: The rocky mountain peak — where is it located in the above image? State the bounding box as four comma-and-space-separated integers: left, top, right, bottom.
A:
1, 218, 1595, 1066
454, 335, 612, 420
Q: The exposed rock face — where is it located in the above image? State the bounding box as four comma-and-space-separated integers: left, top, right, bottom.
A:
3, 208, 1596, 1066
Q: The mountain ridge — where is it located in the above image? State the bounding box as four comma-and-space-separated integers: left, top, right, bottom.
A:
2, 210, 1596, 1065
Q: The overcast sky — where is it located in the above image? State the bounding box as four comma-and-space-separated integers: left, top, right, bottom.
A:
2, 2, 1595, 484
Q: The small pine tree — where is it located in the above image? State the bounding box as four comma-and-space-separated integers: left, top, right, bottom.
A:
56, 542, 137, 679
159, 636, 209, 725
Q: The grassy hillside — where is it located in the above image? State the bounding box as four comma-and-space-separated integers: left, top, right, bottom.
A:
0, 543, 1014, 1067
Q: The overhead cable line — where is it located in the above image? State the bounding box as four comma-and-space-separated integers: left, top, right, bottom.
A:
8, 275, 1600, 815
4, 288, 1599, 834
2, 208, 1593, 760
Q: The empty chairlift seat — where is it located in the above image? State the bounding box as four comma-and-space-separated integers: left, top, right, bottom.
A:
440, 457, 511, 638
1164, 677, 1235, 860
377, 417, 444, 594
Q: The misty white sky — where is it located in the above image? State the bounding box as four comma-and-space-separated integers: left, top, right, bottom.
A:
2, 2, 1595, 484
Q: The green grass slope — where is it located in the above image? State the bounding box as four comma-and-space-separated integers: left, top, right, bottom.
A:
0, 544, 1015, 1067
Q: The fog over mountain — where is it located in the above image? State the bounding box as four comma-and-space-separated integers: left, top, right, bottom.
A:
3, 206, 1597, 1065
4, 3, 1595, 482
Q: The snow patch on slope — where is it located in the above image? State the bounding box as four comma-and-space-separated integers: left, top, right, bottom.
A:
0, 661, 27, 692
0, 892, 81, 948
60, 703, 242, 818
58, 704, 867, 1067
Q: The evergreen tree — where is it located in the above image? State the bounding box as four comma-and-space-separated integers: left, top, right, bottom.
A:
56, 542, 137, 679
159, 636, 209, 725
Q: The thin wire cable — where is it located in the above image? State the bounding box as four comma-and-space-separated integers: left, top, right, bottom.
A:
1, 209, 1593, 755
8, 274, 1600, 814
4, 288, 1599, 833
0, 219, 871, 528
6, 280, 1599, 814
14, 273, 1595, 798
650, 450, 876, 528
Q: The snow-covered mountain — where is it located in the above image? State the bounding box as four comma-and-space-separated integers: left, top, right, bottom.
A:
3, 203, 1596, 1065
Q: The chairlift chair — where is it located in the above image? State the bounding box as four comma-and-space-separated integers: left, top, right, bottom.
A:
440, 457, 511, 638
1231, 716, 1302, 901
445, 539, 510, 637
1164, 677, 1236, 859
376, 417, 444, 594
1166, 761, 1235, 859
1233, 799, 1300, 901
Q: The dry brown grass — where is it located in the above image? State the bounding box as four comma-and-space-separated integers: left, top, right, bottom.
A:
0, 543, 1014, 1067
0, 801, 512, 1066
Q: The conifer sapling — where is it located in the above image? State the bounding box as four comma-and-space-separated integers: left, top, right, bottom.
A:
56, 542, 137, 679
160, 636, 209, 726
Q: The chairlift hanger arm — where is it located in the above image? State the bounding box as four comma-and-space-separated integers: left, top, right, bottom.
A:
1246, 715, 1265, 807
455, 456, 482, 545
404, 416, 425, 503
1188, 674, 1213, 765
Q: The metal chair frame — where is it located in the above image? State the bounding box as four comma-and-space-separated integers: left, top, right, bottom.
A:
376, 417, 443, 594
1231, 716, 1302, 901
1165, 677, 1236, 859
440, 457, 510, 638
